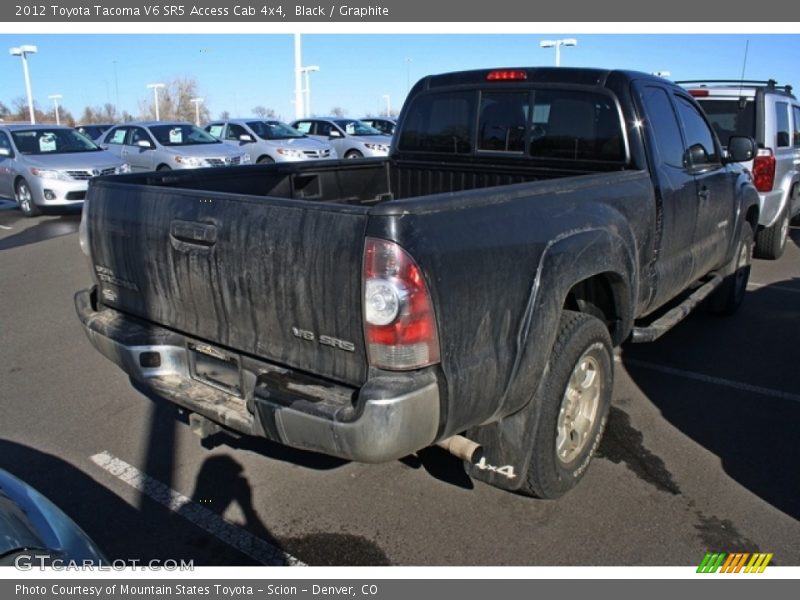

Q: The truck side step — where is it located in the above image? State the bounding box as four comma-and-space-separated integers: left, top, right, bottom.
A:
631, 274, 722, 343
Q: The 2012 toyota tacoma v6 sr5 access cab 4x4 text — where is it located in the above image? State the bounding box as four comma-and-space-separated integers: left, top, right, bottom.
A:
75, 68, 759, 498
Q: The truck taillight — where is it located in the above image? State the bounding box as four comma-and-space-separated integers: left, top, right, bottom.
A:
752, 149, 776, 192
688, 89, 709, 97
487, 70, 527, 81
363, 237, 440, 370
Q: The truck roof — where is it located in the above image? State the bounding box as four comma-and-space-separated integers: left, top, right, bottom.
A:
414, 66, 674, 91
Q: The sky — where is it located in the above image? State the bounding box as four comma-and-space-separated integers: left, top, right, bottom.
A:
1, 33, 799, 123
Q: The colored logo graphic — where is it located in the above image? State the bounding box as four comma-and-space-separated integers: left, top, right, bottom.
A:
697, 552, 773, 573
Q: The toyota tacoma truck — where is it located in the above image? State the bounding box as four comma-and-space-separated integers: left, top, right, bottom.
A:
75, 68, 759, 498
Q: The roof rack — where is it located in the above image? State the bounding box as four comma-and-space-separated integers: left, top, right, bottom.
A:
675, 79, 793, 94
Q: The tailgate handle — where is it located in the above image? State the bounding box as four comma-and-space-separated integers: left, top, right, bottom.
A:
170, 220, 217, 247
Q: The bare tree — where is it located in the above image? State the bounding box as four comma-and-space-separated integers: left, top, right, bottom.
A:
252, 105, 277, 119
10, 96, 49, 123
330, 106, 347, 117
137, 77, 210, 123
219, 110, 231, 120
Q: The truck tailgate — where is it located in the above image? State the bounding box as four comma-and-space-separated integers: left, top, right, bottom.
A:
87, 183, 369, 386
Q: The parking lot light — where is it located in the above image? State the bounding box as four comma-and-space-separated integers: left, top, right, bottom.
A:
9, 44, 38, 124
300, 65, 319, 119
539, 38, 577, 67
48, 94, 63, 125
146, 82, 165, 121
190, 97, 204, 126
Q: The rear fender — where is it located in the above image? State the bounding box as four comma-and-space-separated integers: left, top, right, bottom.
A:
465, 227, 635, 491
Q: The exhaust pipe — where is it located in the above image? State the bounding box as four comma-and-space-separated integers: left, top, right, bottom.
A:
436, 435, 483, 464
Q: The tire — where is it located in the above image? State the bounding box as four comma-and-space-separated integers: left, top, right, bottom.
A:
520, 310, 613, 499
257, 156, 275, 165
157, 164, 171, 172
754, 205, 789, 260
344, 150, 363, 159
15, 179, 41, 217
707, 222, 753, 316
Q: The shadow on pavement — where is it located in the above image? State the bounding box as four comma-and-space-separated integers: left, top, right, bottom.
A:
620, 278, 800, 521
0, 212, 81, 252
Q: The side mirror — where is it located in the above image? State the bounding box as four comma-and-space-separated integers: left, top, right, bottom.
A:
0, 147, 11, 157
684, 143, 708, 167
329, 130, 343, 139
726, 136, 755, 163
136, 139, 153, 149
239, 134, 254, 143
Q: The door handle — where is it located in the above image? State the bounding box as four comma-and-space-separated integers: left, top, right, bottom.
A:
170, 220, 217, 247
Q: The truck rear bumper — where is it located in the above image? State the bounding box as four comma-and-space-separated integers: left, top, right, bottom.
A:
75, 287, 440, 463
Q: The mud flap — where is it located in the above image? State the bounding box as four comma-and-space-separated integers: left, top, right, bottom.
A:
464, 370, 549, 492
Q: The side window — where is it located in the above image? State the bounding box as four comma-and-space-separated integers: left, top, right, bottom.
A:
793, 106, 800, 147
293, 121, 312, 134
130, 127, 153, 146
206, 124, 224, 138
639, 86, 684, 168
478, 91, 528, 153
674, 95, 720, 167
0, 131, 13, 155
226, 123, 248, 140
105, 128, 128, 145
775, 101, 790, 148
316, 122, 333, 136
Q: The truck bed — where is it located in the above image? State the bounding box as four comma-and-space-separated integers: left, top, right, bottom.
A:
108, 158, 613, 205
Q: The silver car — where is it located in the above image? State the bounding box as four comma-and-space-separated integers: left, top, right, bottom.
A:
100, 121, 250, 172
204, 118, 336, 164
0, 124, 128, 217
76, 123, 114, 143
290, 118, 390, 159
360, 117, 397, 136
681, 79, 800, 259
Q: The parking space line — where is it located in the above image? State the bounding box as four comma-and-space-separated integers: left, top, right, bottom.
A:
617, 357, 800, 404
0, 225, 11, 230
90, 451, 305, 566
747, 281, 800, 295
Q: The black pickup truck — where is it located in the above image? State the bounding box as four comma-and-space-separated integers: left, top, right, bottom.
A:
75, 68, 759, 498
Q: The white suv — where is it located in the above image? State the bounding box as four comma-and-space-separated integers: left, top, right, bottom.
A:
680, 79, 800, 259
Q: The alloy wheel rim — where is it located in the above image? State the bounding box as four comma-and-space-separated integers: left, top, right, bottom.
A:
556, 345, 603, 465
18, 185, 32, 212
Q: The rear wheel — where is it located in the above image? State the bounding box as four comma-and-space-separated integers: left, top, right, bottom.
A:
344, 150, 363, 159
157, 164, 171, 172
754, 205, 789, 260
520, 310, 613, 499
707, 222, 753, 316
16, 179, 41, 217
257, 156, 274, 164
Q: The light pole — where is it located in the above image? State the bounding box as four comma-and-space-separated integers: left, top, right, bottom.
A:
190, 97, 204, 126
48, 94, 62, 125
300, 65, 319, 119
112, 59, 120, 115
294, 34, 304, 120
382, 94, 391, 116
146, 82, 165, 121
405, 57, 412, 94
539, 38, 577, 67
9, 45, 38, 124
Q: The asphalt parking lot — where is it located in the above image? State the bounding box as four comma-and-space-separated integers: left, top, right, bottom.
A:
1, 198, 798, 567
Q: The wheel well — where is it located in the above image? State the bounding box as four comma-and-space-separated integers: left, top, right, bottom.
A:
256, 155, 272, 163
563, 273, 627, 345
